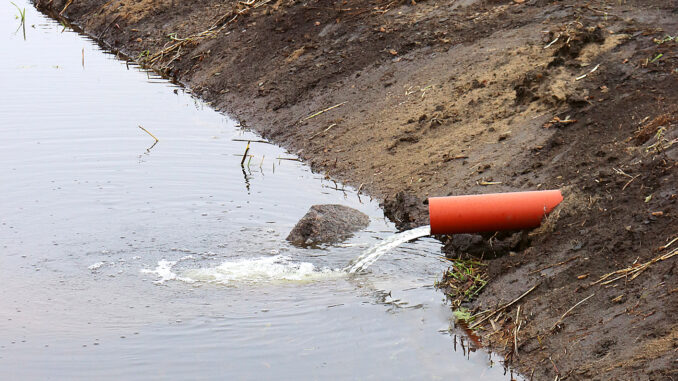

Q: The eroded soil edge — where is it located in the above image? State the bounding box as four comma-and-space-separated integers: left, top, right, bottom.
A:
37, 0, 677, 378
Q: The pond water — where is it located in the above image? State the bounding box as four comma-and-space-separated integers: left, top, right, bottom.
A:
0, 2, 518, 379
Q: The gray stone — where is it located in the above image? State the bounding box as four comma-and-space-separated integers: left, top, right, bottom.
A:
286, 204, 370, 247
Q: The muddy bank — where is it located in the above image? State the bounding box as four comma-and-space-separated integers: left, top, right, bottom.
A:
37, 0, 677, 378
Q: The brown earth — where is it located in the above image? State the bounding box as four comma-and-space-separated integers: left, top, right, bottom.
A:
36, 0, 677, 378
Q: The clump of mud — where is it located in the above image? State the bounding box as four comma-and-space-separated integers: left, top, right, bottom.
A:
381, 191, 428, 230
441, 231, 530, 260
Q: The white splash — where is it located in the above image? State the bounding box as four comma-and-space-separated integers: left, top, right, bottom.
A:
141, 256, 195, 284
143, 255, 342, 285
142, 226, 430, 284
345, 225, 431, 273
88, 262, 105, 270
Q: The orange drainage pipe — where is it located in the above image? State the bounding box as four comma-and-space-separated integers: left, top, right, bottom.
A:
428, 190, 563, 235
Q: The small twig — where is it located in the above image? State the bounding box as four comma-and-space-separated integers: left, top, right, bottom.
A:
241, 141, 250, 166
231, 138, 272, 144
550, 357, 560, 376
551, 293, 595, 331
302, 102, 346, 121
144, 140, 158, 153
514, 305, 521, 357
544, 35, 560, 49
660, 237, 678, 250
469, 284, 539, 329
445, 155, 468, 161
575, 63, 601, 81
98, 15, 121, 39
276, 157, 302, 162
357, 183, 364, 194
529, 256, 579, 275
231, 139, 273, 144
591, 248, 678, 286
60, 0, 74, 15
622, 175, 640, 191
310, 123, 337, 139
543, 116, 577, 129
138, 125, 159, 142
612, 167, 633, 179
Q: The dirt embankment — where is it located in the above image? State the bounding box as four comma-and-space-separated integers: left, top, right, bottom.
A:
37, 0, 677, 378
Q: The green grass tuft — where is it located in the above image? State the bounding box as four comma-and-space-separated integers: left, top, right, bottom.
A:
437, 258, 488, 308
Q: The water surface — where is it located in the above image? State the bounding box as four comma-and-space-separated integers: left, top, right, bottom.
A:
0, 2, 516, 379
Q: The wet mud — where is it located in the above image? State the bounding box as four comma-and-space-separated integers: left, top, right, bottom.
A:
36, 0, 678, 378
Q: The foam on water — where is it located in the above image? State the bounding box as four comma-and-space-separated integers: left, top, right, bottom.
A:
143, 255, 343, 285
141, 256, 195, 284
88, 262, 105, 270
345, 225, 431, 273
142, 226, 431, 284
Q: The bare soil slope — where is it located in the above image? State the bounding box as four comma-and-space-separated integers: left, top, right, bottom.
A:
37, 0, 677, 378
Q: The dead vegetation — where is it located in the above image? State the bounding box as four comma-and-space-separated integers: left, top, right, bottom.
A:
592, 245, 678, 287
438, 258, 488, 308
148, 0, 275, 68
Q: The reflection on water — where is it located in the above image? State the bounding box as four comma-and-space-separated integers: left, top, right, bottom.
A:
0, 1, 518, 380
